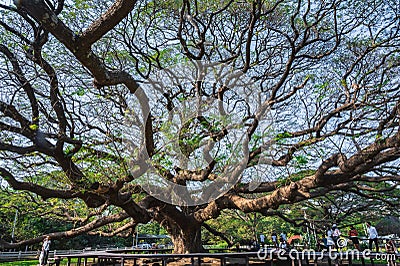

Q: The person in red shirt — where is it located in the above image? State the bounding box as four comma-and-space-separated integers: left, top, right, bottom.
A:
348, 226, 360, 251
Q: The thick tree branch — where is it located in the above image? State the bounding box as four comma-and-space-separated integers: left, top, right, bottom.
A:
195, 129, 400, 221
88, 220, 136, 237
0, 211, 130, 249
80, 0, 138, 48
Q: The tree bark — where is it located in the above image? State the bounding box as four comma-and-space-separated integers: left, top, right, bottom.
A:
168, 222, 204, 253
146, 199, 206, 253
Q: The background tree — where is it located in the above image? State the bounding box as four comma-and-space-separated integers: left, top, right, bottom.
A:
203, 210, 296, 247
0, 0, 399, 253
0, 186, 133, 250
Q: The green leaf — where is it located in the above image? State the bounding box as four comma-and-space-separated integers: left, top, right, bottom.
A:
75, 87, 86, 96
294, 155, 308, 165
29, 124, 38, 130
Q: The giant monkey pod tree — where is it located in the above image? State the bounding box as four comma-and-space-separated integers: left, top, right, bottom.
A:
0, 0, 399, 253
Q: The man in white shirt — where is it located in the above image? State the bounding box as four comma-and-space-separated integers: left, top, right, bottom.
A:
39, 236, 51, 266
366, 222, 379, 252
326, 228, 334, 250
332, 224, 341, 249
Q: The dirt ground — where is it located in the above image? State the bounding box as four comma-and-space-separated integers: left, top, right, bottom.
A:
89, 257, 267, 265
88, 258, 394, 266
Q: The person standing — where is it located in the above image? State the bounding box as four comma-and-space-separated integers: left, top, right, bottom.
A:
279, 237, 289, 251
39, 236, 51, 266
332, 224, 341, 249
326, 226, 334, 250
271, 232, 278, 248
385, 239, 397, 266
280, 232, 287, 242
366, 222, 379, 252
316, 238, 324, 252
251, 238, 260, 251
259, 233, 265, 248
348, 225, 360, 251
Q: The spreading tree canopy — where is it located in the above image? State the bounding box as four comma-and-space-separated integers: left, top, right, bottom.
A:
0, 0, 399, 252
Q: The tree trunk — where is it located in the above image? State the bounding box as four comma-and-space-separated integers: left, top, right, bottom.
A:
152, 204, 206, 253
167, 222, 205, 253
